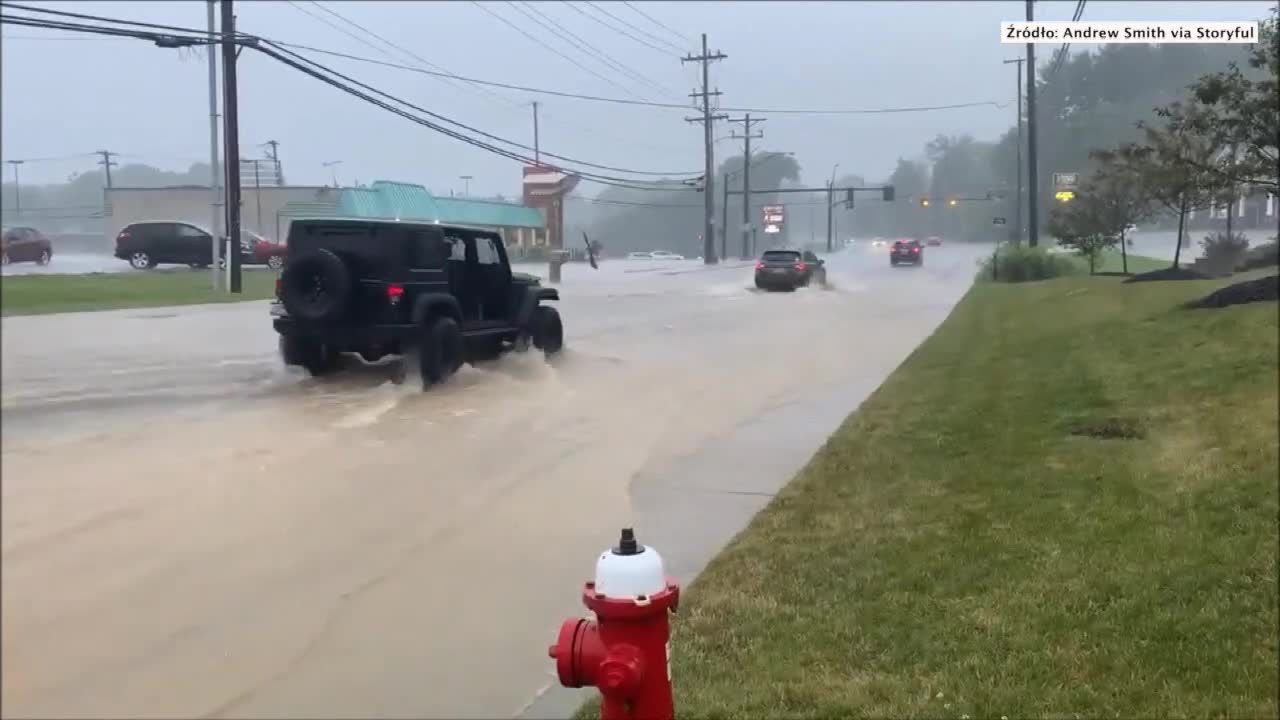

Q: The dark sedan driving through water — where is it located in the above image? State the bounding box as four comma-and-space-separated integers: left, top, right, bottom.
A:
754, 249, 826, 291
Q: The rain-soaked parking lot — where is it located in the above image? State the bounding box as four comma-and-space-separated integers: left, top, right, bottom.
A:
2, 243, 987, 719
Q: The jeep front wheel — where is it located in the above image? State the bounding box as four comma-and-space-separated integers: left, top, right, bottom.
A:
531, 305, 564, 355
279, 336, 338, 377
419, 316, 463, 388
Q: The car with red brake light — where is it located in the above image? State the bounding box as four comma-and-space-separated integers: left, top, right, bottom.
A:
754, 248, 826, 291
889, 238, 924, 267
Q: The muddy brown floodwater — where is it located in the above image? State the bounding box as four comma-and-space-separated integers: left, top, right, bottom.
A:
2, 246, 986, 719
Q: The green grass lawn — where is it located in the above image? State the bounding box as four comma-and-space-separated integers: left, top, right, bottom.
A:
1093, 247, 1167, 274
0, 270, 277, 316
662, 272, 1278, 718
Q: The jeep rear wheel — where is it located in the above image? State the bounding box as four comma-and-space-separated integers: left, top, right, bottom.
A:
279, 335, 338, 377
531, 305, 564, 355
419, 316, 463, 388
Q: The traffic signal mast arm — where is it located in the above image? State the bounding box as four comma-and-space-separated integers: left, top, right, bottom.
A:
726, 185, 895, 204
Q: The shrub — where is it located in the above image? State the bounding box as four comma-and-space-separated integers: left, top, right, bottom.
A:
1199, 231, 1250, 264
1236, 239, 1278, 272
977, 244, 1080, 283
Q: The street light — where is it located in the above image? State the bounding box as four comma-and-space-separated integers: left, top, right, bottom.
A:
322, 160, 343, 188
920, 197, 931, 208
459, 175, 473, 197
5, 159, 24, 217
948, 198, 959, 207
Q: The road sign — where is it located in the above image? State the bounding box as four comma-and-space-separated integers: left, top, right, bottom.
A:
992, 217, 1007, 225
763, 223, 781, 234
1053, 172, 1079, 190
1055, 190, 1076, 202
761, 205, 785, 225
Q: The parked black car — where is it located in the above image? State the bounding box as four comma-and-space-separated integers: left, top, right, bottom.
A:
271, 219, 564, 388
754, 249, 826, 291
890, 238, 924, 267
113, 222, 278, 270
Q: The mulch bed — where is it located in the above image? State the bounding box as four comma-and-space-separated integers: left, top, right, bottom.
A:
1124, 266, 1208, 283
1185, 274, 1280, 309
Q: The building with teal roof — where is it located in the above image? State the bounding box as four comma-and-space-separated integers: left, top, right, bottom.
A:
278, 180, 547, 248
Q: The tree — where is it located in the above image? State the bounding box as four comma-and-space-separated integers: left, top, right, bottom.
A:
1047, 190, 1118, 274
1181, 9, 1278, 191
1088, 149, 1155, 274
1126, 100, 1231, 268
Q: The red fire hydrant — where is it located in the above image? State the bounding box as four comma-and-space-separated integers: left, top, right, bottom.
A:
549, 528, 680, 720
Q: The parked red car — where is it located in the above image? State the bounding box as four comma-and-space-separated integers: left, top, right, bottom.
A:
1, 226, 53, 266
243, 230, 286, 270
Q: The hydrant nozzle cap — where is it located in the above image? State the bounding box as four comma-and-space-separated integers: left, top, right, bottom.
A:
613, 528, 641, 556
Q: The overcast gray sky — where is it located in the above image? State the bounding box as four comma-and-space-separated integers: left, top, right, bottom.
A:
2, 1, 1271, 197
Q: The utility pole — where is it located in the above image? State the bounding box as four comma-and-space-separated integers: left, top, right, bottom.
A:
263, 139, 281, 183
721, 180, 729, 262
826, 163, 839, 252
1003, 58, 1025, 245
207, 0, 222, 291
460, 174, 473, 197
5, 160, 22, 217
96, 150, 117, 189
323, 160, 343, 187
531, 102, 541, 165
251, 159, 263, 233
1025, 0, 1040, 247
728, 114, 765, 260
683, 33, 727, 265
221, 0, 243, 293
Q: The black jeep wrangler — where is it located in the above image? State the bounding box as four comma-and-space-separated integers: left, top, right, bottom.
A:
271, 219, 563, 387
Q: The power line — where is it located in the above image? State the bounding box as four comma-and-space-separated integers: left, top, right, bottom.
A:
507, 1, 677, 100
469, 1, 648, 101
0, 10, 700, 184
0, 152, 98, 163
260, 40, 700, 177
290, 1, 690, 158
620, 1, 690, 46
3, 2, 1007, 117
586, 1, 685, 53
290, 0, 517, 108
251, 41, 698, 190
1049, 0, 1087, 77
567, 1, 681, 55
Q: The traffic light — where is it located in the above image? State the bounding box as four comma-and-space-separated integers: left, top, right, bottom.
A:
882, 185, 895, 202
845, 188, 854, 208
920, 198, 930, 208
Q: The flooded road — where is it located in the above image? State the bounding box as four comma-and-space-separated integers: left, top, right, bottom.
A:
2, 244, 986, 719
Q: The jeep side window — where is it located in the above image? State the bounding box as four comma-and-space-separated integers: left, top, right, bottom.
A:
476, 237, 501, 266
409, 230, 449, 268
444, 235, 467, 262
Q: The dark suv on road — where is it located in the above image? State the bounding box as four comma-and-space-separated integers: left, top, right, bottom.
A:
754, 249, 826, 291
890, 238, 924, 267
271, 219, 564, 388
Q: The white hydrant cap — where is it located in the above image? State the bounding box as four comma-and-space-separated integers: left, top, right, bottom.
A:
593, 528, 666, 599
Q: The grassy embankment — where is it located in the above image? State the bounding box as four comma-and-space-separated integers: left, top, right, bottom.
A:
653, 270, 1278, 718
0, 270, 276, 316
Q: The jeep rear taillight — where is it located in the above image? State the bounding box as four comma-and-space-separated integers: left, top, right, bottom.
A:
115, 229, 130, 247
386, 284, 405, 305
274, 277, 282, 299
795, 262, 807, 272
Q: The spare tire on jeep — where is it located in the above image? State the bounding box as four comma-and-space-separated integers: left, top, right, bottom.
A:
280, 248, 352, 322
